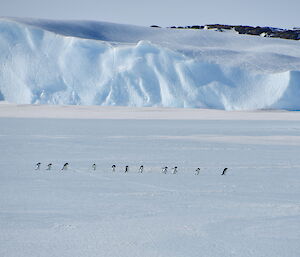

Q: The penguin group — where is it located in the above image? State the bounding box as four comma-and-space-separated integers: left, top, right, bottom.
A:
35, 162, 68, 171
34, 162, 228, 175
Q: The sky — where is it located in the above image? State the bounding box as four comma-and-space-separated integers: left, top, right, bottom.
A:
0, 0, 299, 29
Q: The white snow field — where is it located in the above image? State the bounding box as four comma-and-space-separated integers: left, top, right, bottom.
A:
0, 17, 300, 110
0, 105, 300, 257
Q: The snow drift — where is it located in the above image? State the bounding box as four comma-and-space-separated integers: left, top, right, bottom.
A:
0, 17, 300, 110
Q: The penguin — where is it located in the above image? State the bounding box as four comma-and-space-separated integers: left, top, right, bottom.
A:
172, 166, 178, 174
46, 163, 52, 170
125, 165, 129, 173
139, 165, 144, 173
35, 162, 41, 170
162, 166, 168, 174
61, 163, 69, 171
112, 165, 116, 172
221, 168, 228, 175
194, 168, 200, 175
92, 163, 96, 171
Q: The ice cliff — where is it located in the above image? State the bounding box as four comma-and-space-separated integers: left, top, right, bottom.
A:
0, 17, 300, 110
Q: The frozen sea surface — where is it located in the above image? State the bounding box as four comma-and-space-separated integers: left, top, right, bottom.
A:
0, 109, 300, 257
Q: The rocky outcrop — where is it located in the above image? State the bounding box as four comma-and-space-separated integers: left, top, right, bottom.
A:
165, 24, 300, 41
234, 26, 273, 35
167, 25, 204, 29
268, 30, 300, 40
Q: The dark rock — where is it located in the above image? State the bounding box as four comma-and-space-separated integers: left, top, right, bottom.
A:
269, 30, 300, 40
191, 25, 204, 29
205, 24, 233, 30
234, 25, 255, 34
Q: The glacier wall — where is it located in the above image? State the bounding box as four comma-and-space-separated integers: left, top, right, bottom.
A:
1, 18, 300, 110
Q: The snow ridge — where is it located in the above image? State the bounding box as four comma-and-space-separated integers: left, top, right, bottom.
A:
0, 17, 300, 110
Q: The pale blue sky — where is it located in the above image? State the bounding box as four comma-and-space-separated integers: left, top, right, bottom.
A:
1, 0, 299, 29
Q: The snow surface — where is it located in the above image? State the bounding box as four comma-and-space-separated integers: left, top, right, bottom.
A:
0, 106, 300, 257
0, 103, 300, 120
0, 17, 300, 110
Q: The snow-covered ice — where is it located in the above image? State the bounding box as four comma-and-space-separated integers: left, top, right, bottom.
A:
0, 105, 300, 257
0, 17, 300, 110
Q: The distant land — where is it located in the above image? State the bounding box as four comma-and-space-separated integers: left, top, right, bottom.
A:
151, 24, 300, 41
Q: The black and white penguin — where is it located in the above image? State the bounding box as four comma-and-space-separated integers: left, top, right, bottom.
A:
194, 168, 200, 175
112, 165, 116, 172
221, 168, 228, 175
172, 166, 178, 174
125, 165, 129, 173
162, 166, 168, 174
92, 163, 96, 171
35, 162, 41, 170
46, 163, 52, 170
139, 165, 144, 173
61, 163, 69, 171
